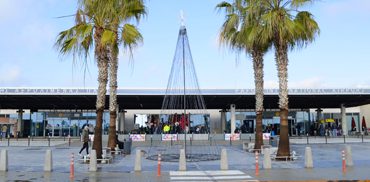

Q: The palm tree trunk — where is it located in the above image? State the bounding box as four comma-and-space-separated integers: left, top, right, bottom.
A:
92, 26, 109, 159
107, 31, 118, 150
252, 50, 264, 151
275, 44, 290, 158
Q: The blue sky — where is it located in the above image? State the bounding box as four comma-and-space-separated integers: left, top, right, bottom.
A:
0, 0, 370, 89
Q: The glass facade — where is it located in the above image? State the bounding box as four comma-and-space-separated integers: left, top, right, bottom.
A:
132, 113, 210, 134
1, 111, 110, 137
0, 109, 361, 137
224, 110, 360, 136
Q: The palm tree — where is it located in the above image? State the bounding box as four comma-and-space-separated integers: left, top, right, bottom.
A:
56, 0, 146, 153
250, 0, 319, 157
216, 0, 270, 151
55, 0, 117, 158
104, 0, 146, 150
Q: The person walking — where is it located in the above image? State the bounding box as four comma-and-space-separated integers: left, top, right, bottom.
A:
79, 125, 90, 156
1, 125, 7, 138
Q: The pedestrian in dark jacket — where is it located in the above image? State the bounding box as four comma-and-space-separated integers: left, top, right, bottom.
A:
79, 126, 89, 156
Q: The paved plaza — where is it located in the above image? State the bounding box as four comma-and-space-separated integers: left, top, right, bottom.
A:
0, 137, 370, 181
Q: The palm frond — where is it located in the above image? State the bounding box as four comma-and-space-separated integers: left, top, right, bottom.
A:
290, 0, 313, 9
121, 24, 143, 57
101, 29, 116, 46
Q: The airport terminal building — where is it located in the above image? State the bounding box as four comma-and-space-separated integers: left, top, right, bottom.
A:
0, 88, 369, 138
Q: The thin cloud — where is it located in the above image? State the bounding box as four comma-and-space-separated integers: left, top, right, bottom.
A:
289, 77, 325, 88
0, 66, 21, 84
354, 83, 370, 89
19, 22, 56, 52
264, 77, 326, 89
265, 80, 279, 89
322, 0, 370, 16
0, 0, 17, 21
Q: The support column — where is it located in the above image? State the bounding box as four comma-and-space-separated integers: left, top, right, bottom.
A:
43, 112, 47, 137
308, 110, 311, 134
315, 108, 322, 122
209, 110, 221, 133
220, 110, 226, 133
230, 104, 236, 134
119, 111, 125, 133
124, 111, 135, 134
16, 109, 24, 138
115, 105, 119, 131
341, 104, 348, 136
315, 108, 322, 136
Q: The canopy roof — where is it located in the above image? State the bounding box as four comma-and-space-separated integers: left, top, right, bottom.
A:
1, 88, 370, 111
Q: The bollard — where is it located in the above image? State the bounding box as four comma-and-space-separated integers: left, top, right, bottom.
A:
179, 149, 187, 171
28, 136, 31, 147
362, 133, 364, 143
325, 134, 327, 144
263, 148, 271, 169
157, 153, 161, 176
150, 136, 153, 147
70, 153, 75, 178
0, 149, 8, 171
343, 135, 346, 143
190, 137, 192, 146
68, 136, 71, 147
305, 147, 313, 168
229, 136, 232, 146
7, 137, 10, 147
134, 150, 142, 172
345, 145, 354, 166
44, 149, 53, 172
48, 137, 51, 147
342, 150, 346, 173
255, 151, 259, 176
220, 148, 228, 170
249, 135, 252, 142
171, 135, 173, 146
89, 150, 97, 172
306, 133, 309, 144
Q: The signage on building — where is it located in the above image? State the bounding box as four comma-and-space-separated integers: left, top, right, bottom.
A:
130, 134, 146, 141
225, 133, 240, 141
162, 134, 177, 141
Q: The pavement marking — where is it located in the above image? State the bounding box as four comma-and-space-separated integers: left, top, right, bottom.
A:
170, 170, 257, 182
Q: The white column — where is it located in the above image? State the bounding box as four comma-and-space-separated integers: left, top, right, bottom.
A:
230, 104, 236, 134
51, 124, 54, 137
119, 111, 125, 132
341, 104, 348, 136
209, 110, 221, 133
43, 112, 47, 137
221, 110, 226, 133
116, 105, 119, 131
124, 111, 135, 133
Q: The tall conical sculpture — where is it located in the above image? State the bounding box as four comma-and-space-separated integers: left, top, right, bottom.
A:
161, 25, 207, 115
146, 22, 220, 163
